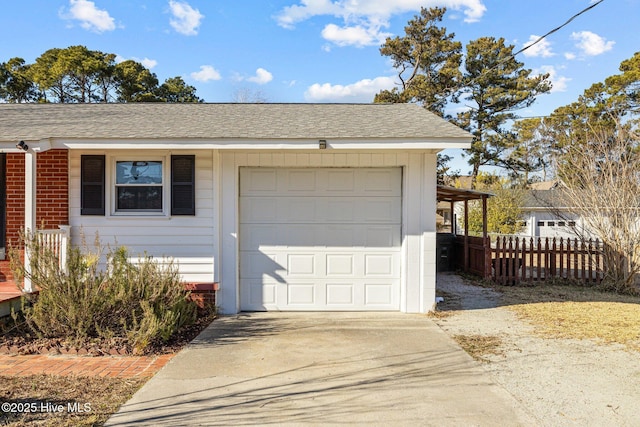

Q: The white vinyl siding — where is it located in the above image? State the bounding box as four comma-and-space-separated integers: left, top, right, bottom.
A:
69, 150, 216, 283
69, 149, 439, 314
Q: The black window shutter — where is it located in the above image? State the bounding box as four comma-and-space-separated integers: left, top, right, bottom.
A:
171, 155, 195, 215
81, 155, 105, 215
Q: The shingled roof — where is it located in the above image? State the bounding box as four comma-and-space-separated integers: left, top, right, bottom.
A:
0, 103, 471, 142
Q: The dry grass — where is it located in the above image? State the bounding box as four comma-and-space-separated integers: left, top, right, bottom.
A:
493, 282, 640, 351
496, 282, 640, 306
426, 310, 455, 320
0, 374, 145, 426
509, 301, 640, 350
451, 334, 505, 362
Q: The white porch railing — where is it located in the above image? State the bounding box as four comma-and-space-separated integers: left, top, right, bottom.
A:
36, 225, 71, 272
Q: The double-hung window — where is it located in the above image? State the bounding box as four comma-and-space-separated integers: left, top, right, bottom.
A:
115, 160, 163, 212
80, 154, 195, 216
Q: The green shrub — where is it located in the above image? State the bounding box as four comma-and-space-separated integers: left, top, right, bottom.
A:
9, 231, 197, 353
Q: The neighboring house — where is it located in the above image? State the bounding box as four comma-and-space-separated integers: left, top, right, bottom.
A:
436, 201, 453, 232
520, 188, 585, 239
0, 103, 471, 314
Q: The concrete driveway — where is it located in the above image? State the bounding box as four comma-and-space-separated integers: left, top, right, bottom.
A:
107, 313, 535, 426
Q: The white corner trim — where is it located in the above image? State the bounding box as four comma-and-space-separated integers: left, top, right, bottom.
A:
23, 151, 37, 292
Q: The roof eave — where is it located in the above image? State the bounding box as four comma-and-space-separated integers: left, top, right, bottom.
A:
19, 137, 473, 150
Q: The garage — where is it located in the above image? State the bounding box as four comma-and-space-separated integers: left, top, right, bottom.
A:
239, 167, 402, 311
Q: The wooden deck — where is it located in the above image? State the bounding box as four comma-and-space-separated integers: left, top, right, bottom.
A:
0, 280, 23, 317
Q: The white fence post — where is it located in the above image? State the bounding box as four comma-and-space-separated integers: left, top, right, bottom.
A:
35, 226, 71, 275
58, 225, 70, 273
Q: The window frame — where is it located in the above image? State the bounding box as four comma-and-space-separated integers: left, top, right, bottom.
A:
110, 156, 168, 217
80, 152, 196, 218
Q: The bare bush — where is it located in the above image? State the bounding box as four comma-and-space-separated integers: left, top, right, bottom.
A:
555, 121, 640, 293
9, 231, 198, 353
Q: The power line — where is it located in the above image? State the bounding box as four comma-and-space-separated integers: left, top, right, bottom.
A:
428, 0, 606, 110
512, 0, 605, 58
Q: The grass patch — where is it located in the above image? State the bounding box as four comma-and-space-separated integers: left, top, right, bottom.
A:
509, 301, 640, 350
0, 374, 145, 426
452, 334, 505, 362
496, 282, 640, 306
427, 310, 455, 320
482, 281, 640, 350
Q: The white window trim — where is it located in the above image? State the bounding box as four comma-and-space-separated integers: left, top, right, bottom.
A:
108, 155, 169, 217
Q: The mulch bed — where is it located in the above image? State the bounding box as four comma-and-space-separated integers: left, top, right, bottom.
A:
0, 308, 217, 356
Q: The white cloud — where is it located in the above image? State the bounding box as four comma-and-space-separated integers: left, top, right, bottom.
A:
190, 65, 222, 82
522, 35, 554, 58
277, 0, 486, 27
133, 57, 158, 69
535, 65, 570, 93
564, 52, 577, 60
169, 0, 204, 36
62, 0, 116, 33
321, 23, 391, 48
276, 0, 486, 47
247, 68, 273, 84
304, 76, 395, 102
115, 55, 158, 69
570, 31, 614, 56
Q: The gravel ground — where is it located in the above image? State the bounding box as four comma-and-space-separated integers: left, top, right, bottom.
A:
434, 273, 640, 427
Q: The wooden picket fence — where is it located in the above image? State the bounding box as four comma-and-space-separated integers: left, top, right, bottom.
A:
492, 236, 605, 285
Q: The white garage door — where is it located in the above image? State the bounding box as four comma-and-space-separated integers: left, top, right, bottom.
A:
239, 167, 402, 311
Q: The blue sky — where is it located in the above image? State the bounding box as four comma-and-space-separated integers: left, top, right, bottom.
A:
1, 0, 638, 173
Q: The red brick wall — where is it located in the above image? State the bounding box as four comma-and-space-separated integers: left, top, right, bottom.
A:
35, 149, 69, 230
6, 153, 25, 249
5, 149, 69, 248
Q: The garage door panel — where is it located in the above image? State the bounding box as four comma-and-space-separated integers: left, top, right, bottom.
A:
239, 225, 278, 249
365, 226, 401, 247
239, 198, 278, 222
243, 226, 400, 249
282, 225, 319, 247
241, 279, 277, 308
239, 252, 286, 280
287, 170, 317, 191
242, 169, 278, 194
326, 199, 355, 222
326, 284, 354, 305
241, 168, 402, 197
242, 197, 400, 224
323, 226, 358, 247
362, 199, 401, 222
287, 283, 316, 305
240, 167, 401, 311
364, 254, 394, 276
365, 283, 394, 306
362, 169, 400, 194
287, 254, 316, 275
326, 254, 354, 276
287, 199, 317, 222
242, 280, 399, 311
327, 170, 355, 191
